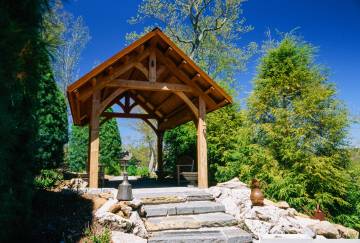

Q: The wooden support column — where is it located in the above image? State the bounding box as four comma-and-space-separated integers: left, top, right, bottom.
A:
157, 131, 164, 179
197, 97, 208, 188
88, 90, 101, 188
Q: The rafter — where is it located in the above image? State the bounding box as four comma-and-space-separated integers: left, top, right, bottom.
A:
155, 49, 217, 108
102, 112, 157, 119
174, 91, 199, 119
107, 79, 193, 92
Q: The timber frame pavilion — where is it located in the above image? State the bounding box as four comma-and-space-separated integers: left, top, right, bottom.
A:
67, 28, 232, 188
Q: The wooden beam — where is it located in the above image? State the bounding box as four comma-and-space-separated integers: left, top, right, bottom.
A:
174, 91, 199, 119
108, 79, 193, 92
158, 108, 194, 131
97, 88, 127, 116
88, 90, 100, 188
197, 97, 208, 188
141, 118, 158, 135
128, 91, 163, 119
149, 51, 156, 82
155, 49, 217, 108
134, 62, 149, 79
78, 48, 151, 102
157, 131, 164, 178
102, 112, 157, 119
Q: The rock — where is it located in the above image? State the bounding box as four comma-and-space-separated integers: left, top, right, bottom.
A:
145, 215, 201, 232
109, 202, 132, 218
109, 202, 125, 214
70, 178, 88, 189
259, 234, 312, 240
207, 186, 222, 198
111, 231, 147, 243
217, 177, 248, 189
293, 215, 320, 228
316, 235, 327, 239
263, 199, 276, 207
124, 198, 142, 209
98, 212, 133, 231
99, 192, 113, 199
219, 197, 239, 218
335, 224, 359, 239
308, 221, 340, 239
130, 211, 148, 238
116, 210, 125, 217
244, 219, 272, 238
247, 205, 282, 222
141, 196, 186, 205
264, 199, 289, 209
92, 197, 107, 210
276, 201, 290, 209
95, 199, 118, 218
269, 217, 303, 234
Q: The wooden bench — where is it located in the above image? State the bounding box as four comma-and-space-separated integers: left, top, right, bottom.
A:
176, 155, 197, 186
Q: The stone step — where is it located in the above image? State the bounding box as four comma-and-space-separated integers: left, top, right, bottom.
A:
134, 191, 214, 205
143, 201, 225, 217
148, 227, 252, 243
144, 212, 238, 232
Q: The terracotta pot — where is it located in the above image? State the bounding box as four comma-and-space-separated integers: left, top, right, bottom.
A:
313, 204, 325, 221
250, 179, 264, 206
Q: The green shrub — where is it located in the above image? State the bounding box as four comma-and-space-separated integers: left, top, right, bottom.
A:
126, 165, 137, 176
84, 227, 110, 243
34, 169, 63, 189
136, 166, 150, 177
126, 165, 149, 177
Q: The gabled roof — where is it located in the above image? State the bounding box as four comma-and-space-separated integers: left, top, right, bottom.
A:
67, 28, 232, 131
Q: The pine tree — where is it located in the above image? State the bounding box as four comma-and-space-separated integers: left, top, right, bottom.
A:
68, 114, 123, 175
0, 0, 50, 240
247, 36, 351, 217
35, 63, 68, 170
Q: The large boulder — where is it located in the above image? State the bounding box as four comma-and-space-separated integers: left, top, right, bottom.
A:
244, 219, 272, 239
98, 212, 133, 231
335, 224, 359, 239
308, 221, 340, 239
130, 211, 148, 238
217, 177, 248, 189
95, 198, 118, 218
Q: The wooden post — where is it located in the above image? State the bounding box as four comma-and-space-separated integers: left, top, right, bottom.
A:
197, 97, 208, 188
149, 51, 156, 82
88, 90, 100, 188
157, 131, 164, 178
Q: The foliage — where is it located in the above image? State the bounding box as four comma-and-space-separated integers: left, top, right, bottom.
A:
34, 169, 63, 189
126, 166, 150, 177
0, 0, 50, 240
129, 0, 256, 89
163, 122, 197, 175
67, 114, 123, 175
244, 35, 354, 222
48, 2, 91, 94
84, 227, 111, 243
35, 62, 68, 170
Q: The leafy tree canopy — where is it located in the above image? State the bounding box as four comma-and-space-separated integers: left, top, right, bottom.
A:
68, 112, 123, 175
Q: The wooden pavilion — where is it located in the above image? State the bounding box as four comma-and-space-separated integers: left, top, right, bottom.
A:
67, 28, 232, 188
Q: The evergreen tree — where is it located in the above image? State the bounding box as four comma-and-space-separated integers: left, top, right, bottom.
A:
68, 114, 123, 175
0, 0, 50, 240
35, 63, 68, 170
247, 36, 351, 219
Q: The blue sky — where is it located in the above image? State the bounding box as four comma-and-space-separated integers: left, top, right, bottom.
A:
65, 0, 360, 147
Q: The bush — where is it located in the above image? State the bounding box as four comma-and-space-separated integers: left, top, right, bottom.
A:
126, 165, 149, 177
136, 166, 150, 177
84, 227, 111, 243
34, 169, 63, 189
126, 165, 137, 176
